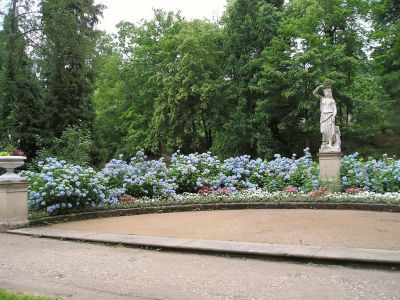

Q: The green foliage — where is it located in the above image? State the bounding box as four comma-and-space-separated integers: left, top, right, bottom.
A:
342, 153, 400, 192
369, 0, 400, 153
39, 0, 104, 137
1, 0, 398, 162
94, 11, 183, 158
0, 289, 57, 300
253, 0, 393, 157
149, 19, 226, 154
22, 157, 110, 215
33, 126, 94, 166
0, 1, 47, 157
89, 1, 400, 159
212, 0, 281, 159
95, 11, 227, 158
93, 51, 126, 162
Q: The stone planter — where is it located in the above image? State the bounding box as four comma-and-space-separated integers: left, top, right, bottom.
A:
0, 156, 27, 182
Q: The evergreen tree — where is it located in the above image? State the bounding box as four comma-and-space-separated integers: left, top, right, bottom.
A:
0, 0, 46, 156
39, 0, 103, 136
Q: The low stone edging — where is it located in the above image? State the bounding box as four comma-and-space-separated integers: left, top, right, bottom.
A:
8, 227, 400, 266
28, 201, 400, 226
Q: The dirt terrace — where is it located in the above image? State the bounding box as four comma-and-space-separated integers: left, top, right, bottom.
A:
51, 209, 400, 250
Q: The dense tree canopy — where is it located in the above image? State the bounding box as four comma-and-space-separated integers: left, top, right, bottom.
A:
0, 0, 399, 163
39, 0, 104, 136
0, 0, 46, 156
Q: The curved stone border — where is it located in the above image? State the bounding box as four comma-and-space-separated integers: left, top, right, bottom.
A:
28, 201, 400, 226
8, 227, 400, 266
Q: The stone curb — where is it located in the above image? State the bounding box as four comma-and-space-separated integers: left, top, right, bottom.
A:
28, 202, 400, 226
8, 227, 400, 266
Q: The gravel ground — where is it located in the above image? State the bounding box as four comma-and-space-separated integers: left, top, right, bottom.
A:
51, 209, 400, 250
1, 233, 400, 300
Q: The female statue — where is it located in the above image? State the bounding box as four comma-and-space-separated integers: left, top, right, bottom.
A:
313, 83, 340, 151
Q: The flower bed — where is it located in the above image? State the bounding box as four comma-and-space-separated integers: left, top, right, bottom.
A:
342, 153, 400, 193
21, 150, 400, 216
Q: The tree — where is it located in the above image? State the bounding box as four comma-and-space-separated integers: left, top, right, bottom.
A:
149, 19, 226, 154
369, 0, 400, 155
95, 11, 226, 157
253, 0, 388, 156
0, 0, 46, 156
211, 0, 281, 158
39, 0, 104, 137
370, 0, 400, 106
92, 41, 126, 161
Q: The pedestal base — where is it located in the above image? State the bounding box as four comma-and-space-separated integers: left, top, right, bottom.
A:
318, 152, 342, 183
0, 181, 29, 230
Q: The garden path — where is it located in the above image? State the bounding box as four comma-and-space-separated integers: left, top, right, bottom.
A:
50, 209, 400, 250
1, 233, 400, 300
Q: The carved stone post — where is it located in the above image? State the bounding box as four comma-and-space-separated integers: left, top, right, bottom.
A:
0, 181, 29, 229
318, 152, 342, 183
0, 156, 29, 229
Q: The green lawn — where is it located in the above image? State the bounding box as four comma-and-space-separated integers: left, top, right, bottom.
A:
0, 289, 57, 300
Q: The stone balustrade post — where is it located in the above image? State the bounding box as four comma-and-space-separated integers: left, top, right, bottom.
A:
0, 156, 29, 230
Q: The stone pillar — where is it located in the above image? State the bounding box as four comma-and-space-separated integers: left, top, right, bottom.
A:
318, 152, 342, 183
0, 181, 29, 229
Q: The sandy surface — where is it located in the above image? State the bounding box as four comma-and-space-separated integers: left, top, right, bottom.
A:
51, 209, 400, 250
2, 233, 400, 300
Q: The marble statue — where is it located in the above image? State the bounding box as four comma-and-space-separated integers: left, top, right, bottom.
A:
313, 83, 341, 152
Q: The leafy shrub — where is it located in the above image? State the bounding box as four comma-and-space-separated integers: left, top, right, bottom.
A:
168, 151, 221, 193
102, 150, 176, 199
24, 149, 400, 216
33, 126, 93, 167
168, 149, 318, 193
22, 158, 111, 215
341, 153, 400, 192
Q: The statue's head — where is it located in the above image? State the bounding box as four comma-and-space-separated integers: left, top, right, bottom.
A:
322, 82, 332, 98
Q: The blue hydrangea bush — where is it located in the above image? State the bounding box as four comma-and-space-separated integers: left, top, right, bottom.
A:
167, 148, 318, 193
248, 149, 319, 192
102, 150, 176, 199
168, 151, 221, 193
22, 150, 400, 216
21, 158, 110, 215
341, 153, 400, 192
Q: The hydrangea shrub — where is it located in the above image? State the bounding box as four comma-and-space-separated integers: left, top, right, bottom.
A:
341, 153, 400, 192
22, 158, 110, 215
102, 151, 176, 199
168, 151, 221, 193
23, 150, 400, 216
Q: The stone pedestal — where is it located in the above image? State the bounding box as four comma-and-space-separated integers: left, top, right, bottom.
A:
318, 152, 342, 182
0, 181, 29, 229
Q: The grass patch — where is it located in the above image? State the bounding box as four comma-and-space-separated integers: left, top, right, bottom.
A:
0, 289, 57, 300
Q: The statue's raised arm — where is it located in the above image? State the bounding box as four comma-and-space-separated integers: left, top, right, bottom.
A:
313, 84, 324, 99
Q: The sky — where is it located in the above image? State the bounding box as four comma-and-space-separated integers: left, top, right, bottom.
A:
94, 0, 227, 33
